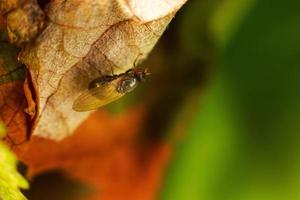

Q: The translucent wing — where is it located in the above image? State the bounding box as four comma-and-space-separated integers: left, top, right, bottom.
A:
72, 79, 124, 112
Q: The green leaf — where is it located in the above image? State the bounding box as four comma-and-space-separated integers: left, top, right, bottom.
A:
0, 124, 29, 200
210, 0, 256, 47
0, 124, 4, 138
160, 0, 300, 200
160, 77, 245, 200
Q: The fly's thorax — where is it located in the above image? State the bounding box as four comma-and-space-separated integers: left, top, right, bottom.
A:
87, 68, 149, 95
116, 75, 138, 94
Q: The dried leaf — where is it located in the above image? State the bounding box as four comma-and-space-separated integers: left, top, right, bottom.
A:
0, 81, 28, 148
0, 42, 28, 148
23, 76, 36, 118
20, 0, 187, 140
0, 14, 4, 28
6, 1, 45, 45
0, 0, 20, 14
18, 107, 172, 200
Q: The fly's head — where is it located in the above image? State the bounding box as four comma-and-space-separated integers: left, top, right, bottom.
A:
133, 68, 151, 82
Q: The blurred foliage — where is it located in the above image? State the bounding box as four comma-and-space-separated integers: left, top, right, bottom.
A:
0, 124, 4, 138
160, 0, 300, 200
0, 124, 29, 200
210, 0, 256, 47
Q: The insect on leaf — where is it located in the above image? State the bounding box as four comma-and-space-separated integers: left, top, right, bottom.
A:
73, 77, 124, 112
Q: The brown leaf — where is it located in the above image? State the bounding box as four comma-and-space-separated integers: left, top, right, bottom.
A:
23, 75, 36, 117
0, 0, 20, 14
0, 41, 28, 148
0, 81, 28, 148
0, 14, 4, 28
20, 0, 187, 140
6, 1, 45, 45
18, 106, 172, 200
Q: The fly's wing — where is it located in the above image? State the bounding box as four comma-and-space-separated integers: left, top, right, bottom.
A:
72, 81, 124, 112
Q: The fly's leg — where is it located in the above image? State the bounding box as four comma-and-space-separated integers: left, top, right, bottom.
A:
133, 52, 144, 68
109, 65, 115, 76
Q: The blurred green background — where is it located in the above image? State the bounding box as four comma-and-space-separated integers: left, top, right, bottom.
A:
158, 0, 300, 200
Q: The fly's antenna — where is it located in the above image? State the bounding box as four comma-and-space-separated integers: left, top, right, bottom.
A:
110, 66, 115, 76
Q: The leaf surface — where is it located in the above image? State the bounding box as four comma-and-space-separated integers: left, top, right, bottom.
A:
19, 0, 187, 140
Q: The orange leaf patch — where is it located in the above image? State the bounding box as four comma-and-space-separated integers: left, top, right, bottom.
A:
0, 81, 28, 148
18, 107, 172, 200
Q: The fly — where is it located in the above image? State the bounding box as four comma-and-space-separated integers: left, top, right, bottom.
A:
72, 68, 150, 112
